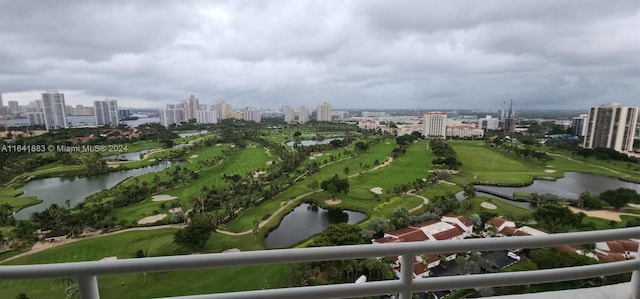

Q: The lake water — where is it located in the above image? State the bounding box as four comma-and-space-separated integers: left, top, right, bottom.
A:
286, 138, 341, 147
103, 149, 160, 161
15, 162, 175, 219
264, 203, 367, 248
479, 172, 640, 200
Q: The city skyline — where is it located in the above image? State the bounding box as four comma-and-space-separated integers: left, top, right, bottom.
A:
0, 1, 639, 109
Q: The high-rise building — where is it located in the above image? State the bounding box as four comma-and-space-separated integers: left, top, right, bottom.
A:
28, 100, 44, 112
186, 95, 199, 120
571, 114, 589, 137
94, 99, 119, 126
0, 92, 3, 107
584, 103, 638, 153
243, 106, 261, 123
502, 99, 516, 133
196, 110, 217, 124
316, 102, 332, 122
423, 112, 447, 139
25, 112, 46, 126
298, 106, 309, 124
217, 100, 235, 120
7, 101, 19, 114
159, 108, 184, 127
284, 105, 295, 123
42, 91, 68, 131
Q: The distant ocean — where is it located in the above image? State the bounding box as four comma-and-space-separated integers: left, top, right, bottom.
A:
5, 115, 160, 128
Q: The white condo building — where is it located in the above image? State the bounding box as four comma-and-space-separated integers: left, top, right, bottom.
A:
196, 110, 217, 124
284, 105, 295, 123
316, 102, 332, 122
423, 112, 447, 139
584, 103, 638, 153
160, 108, 185, 127
299, 106, 309, 123
243, 106, 261, 123
94, 99, 119, 126
42, 91, 68, 130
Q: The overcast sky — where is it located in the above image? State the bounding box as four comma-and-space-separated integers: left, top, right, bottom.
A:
1, 0, 638, 110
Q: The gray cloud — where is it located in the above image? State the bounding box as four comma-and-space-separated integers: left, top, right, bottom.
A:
0, 0, 638, 110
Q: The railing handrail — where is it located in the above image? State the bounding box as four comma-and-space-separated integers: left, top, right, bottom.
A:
2, 227, 640, 299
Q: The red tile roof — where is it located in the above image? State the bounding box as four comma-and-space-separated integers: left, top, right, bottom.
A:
597, 253, 616, 263
373, 236, 398, 244
432, 226, 466, 241
413, 262, 429, 276
409, 220, 440, 229
606, 241, 626, 254
620, 240, 639, 252
500, 226, 518, 236
399, 230, 429, 242
488, 217, 507, 227
555, 245, 578, 253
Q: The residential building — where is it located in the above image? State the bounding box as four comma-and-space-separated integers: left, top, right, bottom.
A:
423, 112, 447, 139
362, 111, 386, 118
195, 110, 217, 124
217, 100, 236, 120
243, 106, 261, 123
25, 112, 46, 126
159, 108, 184, 127
283, 105, 295, 123
480, 115, 500, 130
316, 102, 332, 121
584, 103, 638, 153
8, 100, 19, 114
298, 106, 309, 123
0, 92, 3, 107
446, 125, 484, 138
68, 105, 94, 116
187, 95, 199, 121
94, 99, 119, 126
42, 90, 68, 130
27, 100, 44, 112
571, 114, 589, 137
118, 109, 131, 119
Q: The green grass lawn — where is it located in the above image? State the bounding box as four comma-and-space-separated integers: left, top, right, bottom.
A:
455, 197, 533, 221
0, 229, 291, 299
449, 141, 549, 185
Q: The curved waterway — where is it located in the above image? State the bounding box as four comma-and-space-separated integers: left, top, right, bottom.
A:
15, 162, 175, 219
264, 203, 367, 249
479, 172, 640, 200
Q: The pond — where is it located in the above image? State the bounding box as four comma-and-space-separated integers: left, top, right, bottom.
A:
478, 172, 640, 200
103, 149, 160, 161
15, 162, 176, 219
264, 203, 367, 249
178, 130, 208, 138
286, 138, 341, 147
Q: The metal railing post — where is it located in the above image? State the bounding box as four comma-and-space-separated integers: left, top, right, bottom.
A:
631, 247, 640, 299
400, 254, 414, 299
77, 275, 100, 299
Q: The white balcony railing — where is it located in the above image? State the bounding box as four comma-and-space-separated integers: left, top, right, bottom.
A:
2, 227, 640, 299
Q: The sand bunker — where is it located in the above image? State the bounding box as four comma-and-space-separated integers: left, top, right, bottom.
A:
325, 199, 342, 205
569, 207, 639, 222
480, 202, 497, 209
629, 203, 640, 209
152, 195, 177, 201
309, 156, 316, 160
312, 153, 324, 157
544, 169, 557, 173
169, 207, 182, 213
189, 154, 199, 159
137, 214, 166, 224
223, 248, 240, 253
100, 256, 117, 261
370, 187, 383, 194
266, 161, 274, 165
253, 171, 267, 178
215, 143, 222, 146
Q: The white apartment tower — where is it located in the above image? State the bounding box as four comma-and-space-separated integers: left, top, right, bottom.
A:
284, 105, 295, 123
298, 106, 309, 123
42, 91, 68, 131
423, 112, 447, 139
243, 106, 262, 123
195, 110, 217, 124
94, 99, 119, 126
584, 103, 638, 153
160, 107, 185, 127
316, 102, 332, 122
